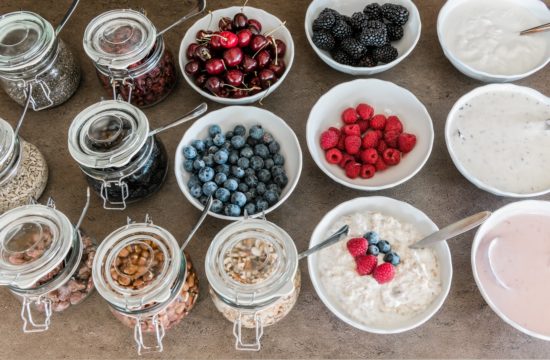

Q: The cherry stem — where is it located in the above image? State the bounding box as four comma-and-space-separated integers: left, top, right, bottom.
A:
271, 37, 278, 65
207, 10, 213, 30
252, 43, 269, 59
241, 0, 249, 13
259, 82, 271, 105
264, 21, 287, 37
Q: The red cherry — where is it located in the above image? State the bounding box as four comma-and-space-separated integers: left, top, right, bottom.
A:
232, 89, 249, 98
223, 47, 243, 67
205, 58, 225, 75
259, 69, 277, 89
233, 13, 248, 30
237, 29, 252, 48
272, 39, 286, 57
248, 19, 262, 34
194, 45, 212, 61
196, 30, 212, 42
219, 17, 233, 31
268, 59, 286, 77
255, 50, 271, 69
225, 69, 244, 87
205, 76, 222, 95
210, 32, 222, 50
186, 43, 199, 60
240, 55, 258, 73
184, 60, 201, 77
195, 74, 207, 87
249, 76, 261, 89
219, 31, 239, 48
249, 35, 268, 53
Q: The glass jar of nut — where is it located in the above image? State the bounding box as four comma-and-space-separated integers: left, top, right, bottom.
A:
92, 216, 198, 355
205, 217, 300, 351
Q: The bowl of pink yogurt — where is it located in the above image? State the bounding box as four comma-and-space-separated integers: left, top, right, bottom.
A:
472, 200, 550, 341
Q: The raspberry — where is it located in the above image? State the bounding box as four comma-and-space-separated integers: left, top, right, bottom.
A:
383, 148, 401, 165
357, 119, 370, 133
356, 103, 374, 120
339, 153, 354, 169
345, 162, 362, 179
361, 130, 379, 149
355, 254, 378, 275
384, 130, 400, 148
385, 115, 403, 133
320, 129, 340, 150
360, 148, 378, 164
343, 124, 361, 136
373, 263, 395, 284
360, 164, 376, 179
377, 140, 388, 154
342, 108, 359, 124
347, 237, 367, 257
375, 157, 388, 171
370, 114, 386, 130
325, 148, 343, 164
328, 126, 341, 137
374, 130, 383, 140
337, 133, 346, 151
344, 135, 362, 155
398, 133, 417, 153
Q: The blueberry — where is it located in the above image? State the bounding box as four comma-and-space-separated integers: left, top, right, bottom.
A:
238, 182, 249, 193
191, 140, 205, 153
231, 135, 245, 149
199, 195, 209, 206
183, 146, 197, 159
364, 231, 380, 245
193, 159, 206, 170
205, 136, 214, 147
231, 166, 245, 178
240, 146, 253, 158
264, 158, 274, 169
256, 182, 267, 195
216, 164, 230, 175
237, 157, 250, 169
273, 153, 285, 166
214, 150, 228, 164
246, 187, 257, 200
190, 184, 202, 198
264, 190, 279, 205
384, 252, 400, 266
211, 199, 224, 213
257, 169, 271, 183
202, 181, 218, 196
367, 244, 379, 256
225, 131, 234, 139
188, 175, 200, 189
271, 165, 284, 177
377, 240, 391, 254
244, 203, 256, 215
208, 145, 219, 155
262, 132, 274, 144
215, 187, 231, 203
229, 150, 240, 164
231, 191, 247, 207
203, 154, 215, 167
267, 183, 281, 194
224, 204, 241, 217
269, 141, 280, 154
183, 159, 194, 172
233, 125, 246, 136
198, 166, 215, 182
222, 141, 232, 150
250, 155, 264, 171
247, 136, 259, 146
209, 124, 222, 137
244, 168, 255, 177
256, 199, 269, 212
213, 133, 225, 146
223, 178, 238, 191
214, 172, 227, 185
249, 125, 264, 140
245, 174, 258, 188
274, 173, 288, 188
254, 144, 270, 159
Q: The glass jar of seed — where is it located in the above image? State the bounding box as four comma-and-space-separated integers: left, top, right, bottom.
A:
0, 118, 48, 214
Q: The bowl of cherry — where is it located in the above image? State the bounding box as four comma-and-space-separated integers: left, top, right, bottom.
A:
179, 6, 294, 105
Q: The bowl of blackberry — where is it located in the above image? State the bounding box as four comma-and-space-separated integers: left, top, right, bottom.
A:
305, 0, 421, 75
175, 106, 302, 220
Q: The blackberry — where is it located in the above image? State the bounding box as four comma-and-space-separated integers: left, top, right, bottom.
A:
341, 15, 354, 27
341, 38, 366, 60
350, 12, 369, 32
386, 23, 404, 41
381, 3, 409, 26
358, 27, 387, 47
357, 54, 378, 67
366, 20, 386, 30
313, 12, 336, 31
331, 48, 355, 66
373, 44, 398, 63
320, 8, 341, 19
363, 3, 382, 21
312, 30, 336, 51
330, 19, 353, 41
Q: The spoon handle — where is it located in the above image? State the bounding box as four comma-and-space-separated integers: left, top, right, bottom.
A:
520, 22, 550, 35
157, 0, 206, 37
148, 103, 207, 137
181, 195, 213, 252
298, 225, 349, 260
55, 0, 80, 36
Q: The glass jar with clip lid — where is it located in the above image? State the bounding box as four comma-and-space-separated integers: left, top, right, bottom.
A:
0, 189, 95, 333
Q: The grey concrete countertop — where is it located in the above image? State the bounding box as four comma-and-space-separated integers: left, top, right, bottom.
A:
0, 0, 549, 358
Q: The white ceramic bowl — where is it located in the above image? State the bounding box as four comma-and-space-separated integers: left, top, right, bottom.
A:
179, 6, 294, 105
471, 200, 550, 341
437, 0, 550, 83
308, 196, 452, 333
175, 106, 302, 221
306, 79, 433, 191
305, 0, 421, 75
445, 83, 550, 198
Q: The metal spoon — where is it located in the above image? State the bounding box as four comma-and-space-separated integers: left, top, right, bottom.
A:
55, 0, 80, 36
157, 0, 207, 37
180, 195, 213, 251
409, 211, 491, 249
298, 225, 349, 260
520, 22, 550, 35
148, 102, 207, 137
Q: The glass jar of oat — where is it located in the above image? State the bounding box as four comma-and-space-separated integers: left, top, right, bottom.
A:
0, 200, 96, 333
92, 216, 199, 355
0, 118, 48, 214
67, 100, 168, 210
83, 9, 177, 108
205, 217, 300, 351
0, 11, 80, 110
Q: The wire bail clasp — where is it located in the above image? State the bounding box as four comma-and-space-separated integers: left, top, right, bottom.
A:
20, 296, 52, 333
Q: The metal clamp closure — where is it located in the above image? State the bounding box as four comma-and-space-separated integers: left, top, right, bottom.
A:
233, 312, 264, 351
100, 180, 129, 210
20, 296, 52, 333
133, 314, 165, 355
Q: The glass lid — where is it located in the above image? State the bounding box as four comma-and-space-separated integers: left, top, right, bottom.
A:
68, 100, 149, 169
83, 9, 157, 69
0, 118, 15, 176
0, 11, 55, 72
0, 204, 74, 289
93, 222, 181, 311
205, 218, 298, 307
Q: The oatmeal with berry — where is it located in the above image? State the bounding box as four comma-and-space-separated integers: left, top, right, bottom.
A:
317, 212, 441, 327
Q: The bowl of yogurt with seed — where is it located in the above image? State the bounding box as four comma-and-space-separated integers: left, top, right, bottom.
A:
446, 84, 550, 197
472, 200, 550, 341
308, 196, 452, 333
437, 0, 550, 82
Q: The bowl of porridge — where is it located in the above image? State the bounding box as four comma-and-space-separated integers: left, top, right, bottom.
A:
308, 196, 452, 333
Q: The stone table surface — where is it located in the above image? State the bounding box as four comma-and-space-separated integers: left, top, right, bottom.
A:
0, 0, 549, 359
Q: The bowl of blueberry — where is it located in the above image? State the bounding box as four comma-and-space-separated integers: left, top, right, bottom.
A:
305, 0, 421, 75
175, 106, 302, 220
179, 6, 294, 104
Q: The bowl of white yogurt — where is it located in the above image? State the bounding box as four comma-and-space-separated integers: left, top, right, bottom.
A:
308, 196, 452, 333
437, 0, 550, 82
445, 84, 550, 198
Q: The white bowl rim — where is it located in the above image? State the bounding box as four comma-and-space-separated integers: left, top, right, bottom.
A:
174, 105, 303, 221
306, 78, 434, 191
178, 6, 295, 104
436, 0, 550, 81
471, 200, 550, 341
304, 0, 422, 73
445, 83, 550, 198
307, 196, 453, 334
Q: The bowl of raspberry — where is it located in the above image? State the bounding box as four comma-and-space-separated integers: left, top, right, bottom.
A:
306, 79, 433, 191
305, 0, 421, 75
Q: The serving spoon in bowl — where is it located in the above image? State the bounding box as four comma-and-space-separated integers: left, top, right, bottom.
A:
520, 22, 550, 35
